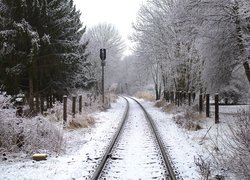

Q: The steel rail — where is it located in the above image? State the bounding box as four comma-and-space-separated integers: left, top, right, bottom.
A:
130, 97, 177, 180
91, 96, 129, 180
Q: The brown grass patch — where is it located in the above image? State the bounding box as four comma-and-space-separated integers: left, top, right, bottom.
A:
173, 108, 204, 131
162, 103, 176, 113
154, 99, 165, 108
134, 91, 155, 101
67, 115, 95, 129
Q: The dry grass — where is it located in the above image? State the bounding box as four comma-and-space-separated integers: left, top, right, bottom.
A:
173, 107, 203, 131
67, 115, 95, 129
154, 99, 166, 108
162, 103, 176, 113
134, 91, 155, 101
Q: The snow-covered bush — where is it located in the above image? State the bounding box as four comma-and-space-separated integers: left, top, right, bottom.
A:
194, 155, 211, 180
199, 108, 250, 179
218, 109, 250, 179
0, 116, 63, 155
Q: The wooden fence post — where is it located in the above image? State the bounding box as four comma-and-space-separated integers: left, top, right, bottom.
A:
52, 95, 56, 104
49, 95, 53, 108
166, 91, 169, 102
46, 95, 50, 109
177, 91, 180, 107
72, 96, 76, 117
188, 92, 191, 106
206, 94, 210, 117
171, 91, 174, 103
175, 91, 177, 105
183, 92, 186, 105
63, 95, 67, 125
192, 92, 196, 102
199, 94, 203, 114
180, 91, 182, 106
215, 94, 219, 124
79, 95, 82, 114
40, 96, 44, 114
225, 98, 228, 105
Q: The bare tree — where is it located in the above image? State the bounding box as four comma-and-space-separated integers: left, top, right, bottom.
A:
132, 0, 250, 101
81, 23, 125, 94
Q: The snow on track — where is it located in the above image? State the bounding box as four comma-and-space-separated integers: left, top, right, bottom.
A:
100, 98, 167, 179
138, 99, 200, 180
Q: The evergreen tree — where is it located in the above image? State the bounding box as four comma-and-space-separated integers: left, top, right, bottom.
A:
0, 0, 90, 110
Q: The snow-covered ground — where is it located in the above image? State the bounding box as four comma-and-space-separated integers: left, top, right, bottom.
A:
1, 96, 247, 179
0, 98, 126, 179
139, 100, 201, 179
101, 98, 167, 179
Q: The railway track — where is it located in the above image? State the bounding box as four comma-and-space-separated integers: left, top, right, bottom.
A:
91, 97, 177, 180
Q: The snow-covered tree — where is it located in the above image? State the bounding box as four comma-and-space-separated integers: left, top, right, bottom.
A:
0, 0, 90, 110
132, 0, 250, 101
132, 0, 202, 99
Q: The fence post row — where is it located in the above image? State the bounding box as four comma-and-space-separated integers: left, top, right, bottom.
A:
169, 91, 220, 124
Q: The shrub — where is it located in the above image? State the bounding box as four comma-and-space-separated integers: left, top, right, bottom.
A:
0, 116, 63, 155
198, 108, 250, 179
219, 109, 250, 179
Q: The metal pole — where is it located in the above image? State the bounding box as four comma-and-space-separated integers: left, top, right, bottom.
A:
102, 64, 104, 104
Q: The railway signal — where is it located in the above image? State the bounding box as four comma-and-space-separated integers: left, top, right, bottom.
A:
100, 48, 106, 61
100, 48, 106, 104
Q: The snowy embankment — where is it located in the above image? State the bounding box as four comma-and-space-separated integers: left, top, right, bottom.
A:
0, 98, 126, 179
140, 99, 250, 180
1, 96, 247, 179
139, 100, 201, 179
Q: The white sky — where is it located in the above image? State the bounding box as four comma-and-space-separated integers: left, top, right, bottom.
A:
74, 0, 144, 56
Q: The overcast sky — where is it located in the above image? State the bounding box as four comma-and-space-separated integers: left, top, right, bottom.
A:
74, 0, 144, 55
